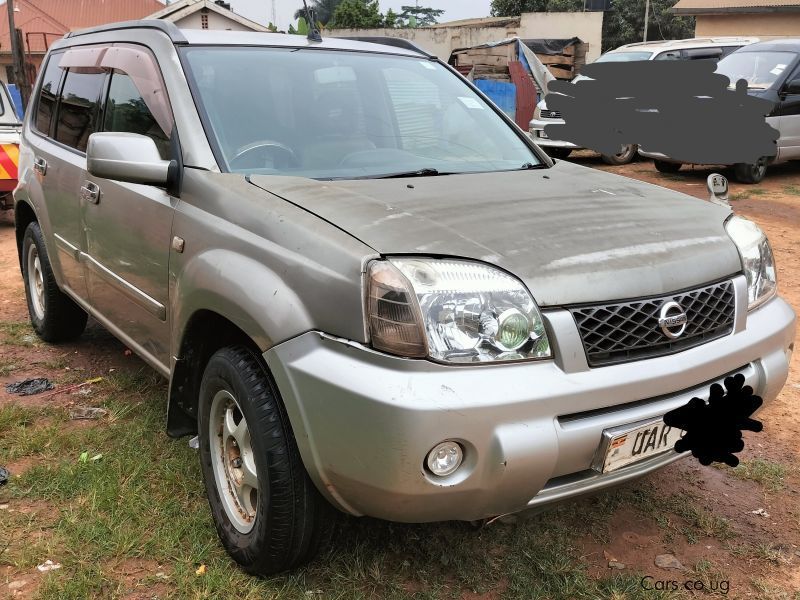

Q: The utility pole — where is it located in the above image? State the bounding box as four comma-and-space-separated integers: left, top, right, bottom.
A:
643, 0, 650, 42
6, 0, 30, 110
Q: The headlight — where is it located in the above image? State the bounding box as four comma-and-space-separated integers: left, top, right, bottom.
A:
367, 258, 551, 363
725, 216, 777, 310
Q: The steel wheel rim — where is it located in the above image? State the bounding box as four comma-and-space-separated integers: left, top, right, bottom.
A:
209, 389, 258, 533
27, 244, 45, 320
615, 145, 633, 160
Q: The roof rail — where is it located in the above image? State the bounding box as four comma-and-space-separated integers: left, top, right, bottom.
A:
65, 19, 188, 44
340, 36, 434, 57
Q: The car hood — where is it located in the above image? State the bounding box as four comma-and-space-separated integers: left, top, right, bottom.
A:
249, 161, 742, 306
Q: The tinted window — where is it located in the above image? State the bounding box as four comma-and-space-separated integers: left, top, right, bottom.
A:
35, 55, 63, 135
103, 71, 171, 159
595, 51, 654, 62
55, 69, 105, 151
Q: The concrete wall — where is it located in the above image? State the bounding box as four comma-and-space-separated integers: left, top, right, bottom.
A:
328, 12, 604, 63
695, 13, 800, 39
174, 11, 255, 31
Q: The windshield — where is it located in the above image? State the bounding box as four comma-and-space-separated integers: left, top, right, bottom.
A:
181, 47, 541, 179
595, 51, 654, 63
716, 50, 798, 90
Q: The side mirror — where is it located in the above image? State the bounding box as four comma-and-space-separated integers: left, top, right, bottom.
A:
87, 132, 174, 187
707, 173, 729, 206
783, 78, 800, 95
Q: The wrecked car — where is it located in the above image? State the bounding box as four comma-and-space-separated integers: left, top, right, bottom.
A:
13, 21, 796, 575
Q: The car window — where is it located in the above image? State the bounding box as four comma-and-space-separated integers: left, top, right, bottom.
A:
182, 47, 540, 179
595, 51, 654, 62
717, 50, 799, 90
54, 69, 105, 152
34, 54, 63, 136
103, 71, 171, 159
654, 50, 682, 61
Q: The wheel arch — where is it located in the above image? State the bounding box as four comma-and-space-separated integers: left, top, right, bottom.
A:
14, 198, 37, 268
167, 309, 263, 437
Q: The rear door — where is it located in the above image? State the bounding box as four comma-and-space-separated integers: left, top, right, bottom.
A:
81, 45, 176, 368
25, 51, 103, 300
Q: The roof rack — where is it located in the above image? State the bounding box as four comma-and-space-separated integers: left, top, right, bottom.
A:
340, 36, 434, 57
65, 19, 188, 44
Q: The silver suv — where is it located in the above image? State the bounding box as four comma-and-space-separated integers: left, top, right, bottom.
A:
13, 21, 796, 575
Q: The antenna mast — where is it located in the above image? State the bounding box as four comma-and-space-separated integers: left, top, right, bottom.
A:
302, 0, 322, 42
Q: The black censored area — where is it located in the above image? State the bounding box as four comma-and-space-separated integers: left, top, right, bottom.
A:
664, 373, 763, 467
544, 60, 778, 165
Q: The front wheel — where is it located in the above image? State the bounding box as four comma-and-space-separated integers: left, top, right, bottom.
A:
654, 159, 682, 174
198, 346, 332, 575
734, 158, 768, 184
21, 222, 87, 342
601, 144, 638, 165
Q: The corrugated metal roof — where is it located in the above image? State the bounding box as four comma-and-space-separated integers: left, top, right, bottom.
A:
0, 0, 163, 54
673, 0, 800, 12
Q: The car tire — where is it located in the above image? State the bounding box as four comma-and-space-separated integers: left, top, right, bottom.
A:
601, 144, 638, 165
545, 148, 572, 160
21, 221, 88, 343
734, 158, 767, 184
654, 160, 682, 174
198, 346, 333, 575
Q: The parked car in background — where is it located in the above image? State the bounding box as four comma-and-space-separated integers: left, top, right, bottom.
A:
14, 22, 795, 576
640, 38, 800, 183
530, 37, 759, 164
0, 79, 22, 210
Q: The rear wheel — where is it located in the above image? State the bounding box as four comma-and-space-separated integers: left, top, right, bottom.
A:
654, 160, 682, 174
734, 158, 768, 184
601, 144, 638, 165
198, 346, 333, 575
21, 222, 87, 342
545, 147, 572, 160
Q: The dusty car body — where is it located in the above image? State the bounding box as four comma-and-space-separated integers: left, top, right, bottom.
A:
13, 21, 796, 575
531, 37, 758, 164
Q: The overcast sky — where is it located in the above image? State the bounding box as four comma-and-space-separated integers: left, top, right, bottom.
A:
227, 0, 493, 31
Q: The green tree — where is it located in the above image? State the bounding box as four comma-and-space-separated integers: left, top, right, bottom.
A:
490, 0, 694, 52
294, 0, 344, 25
384, 7, 399, 27
330, 0, 384, 28
398, 4, 445, 27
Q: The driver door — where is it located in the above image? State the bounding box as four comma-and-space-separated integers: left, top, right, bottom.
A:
82, 48, 176, 368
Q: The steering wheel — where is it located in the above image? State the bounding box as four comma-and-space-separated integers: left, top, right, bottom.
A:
230, 140, 299, 169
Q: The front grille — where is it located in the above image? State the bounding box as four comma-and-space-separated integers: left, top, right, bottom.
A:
541, 109, 562, 119
570, 280, 735, 367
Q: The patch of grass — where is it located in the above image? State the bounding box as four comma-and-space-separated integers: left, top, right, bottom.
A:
782, 184, 800, 196
691, 559, 732, 597
730, 187, 767, 201
751, 578, 800, 600
0, 321, 38, 346
723, 458, 788, 491
0, 357, 19, 376
626, 483, 734, 544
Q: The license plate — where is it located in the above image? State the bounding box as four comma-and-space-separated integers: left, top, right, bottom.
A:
592, 418, 682, 473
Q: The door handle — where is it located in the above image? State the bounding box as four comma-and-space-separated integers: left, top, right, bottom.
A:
33, 156, 47, 175
80, 181, 100, 204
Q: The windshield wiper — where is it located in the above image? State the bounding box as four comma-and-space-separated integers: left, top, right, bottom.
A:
518, 162, 546, 170
372, 168, 451, 179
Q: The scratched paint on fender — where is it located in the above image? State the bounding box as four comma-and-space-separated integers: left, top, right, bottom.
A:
543, 60, 778, 165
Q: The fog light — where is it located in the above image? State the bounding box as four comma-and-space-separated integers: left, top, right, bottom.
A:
426, 441, 463, 477
496, 308, 530, 351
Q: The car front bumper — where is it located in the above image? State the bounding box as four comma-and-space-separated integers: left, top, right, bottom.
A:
265, 289, 795, 523
638, 149, 681, 162
529, 118, 580, 149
